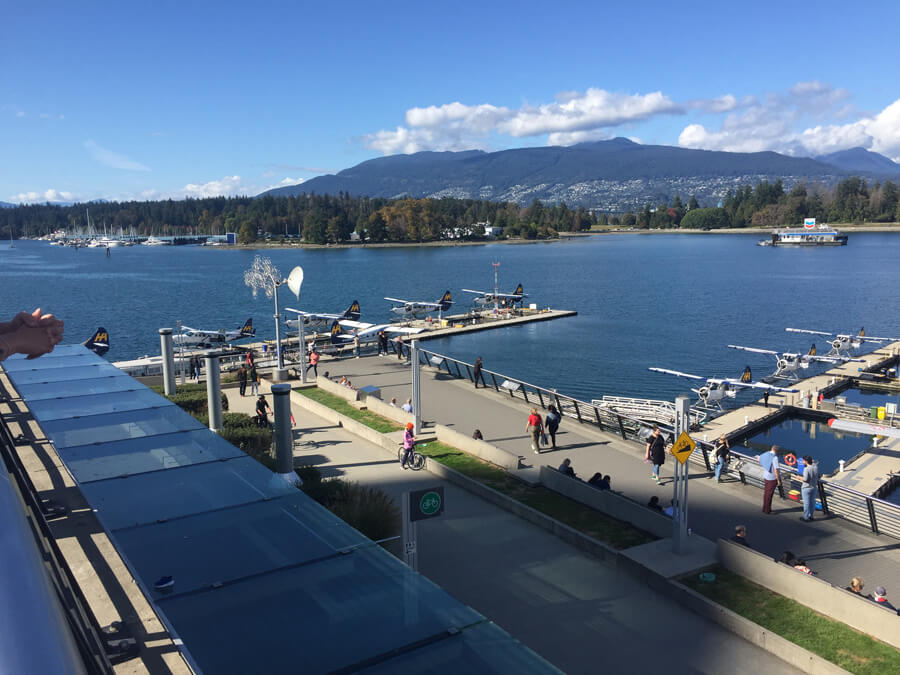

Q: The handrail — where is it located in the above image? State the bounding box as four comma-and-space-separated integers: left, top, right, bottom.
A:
413, 344, 900, 539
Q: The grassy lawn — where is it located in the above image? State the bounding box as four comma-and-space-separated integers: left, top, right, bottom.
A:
684, 567, 900, 674
295, 388, 403, 433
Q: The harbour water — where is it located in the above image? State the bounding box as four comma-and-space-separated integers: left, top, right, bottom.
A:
3, 234, 900, 403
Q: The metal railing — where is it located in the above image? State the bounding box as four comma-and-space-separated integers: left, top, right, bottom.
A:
592, 395, 708, 428
413, 344, 900, 539
0, 412, 115, 673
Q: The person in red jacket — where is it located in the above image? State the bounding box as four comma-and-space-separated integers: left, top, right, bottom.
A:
526, 408, 544, 454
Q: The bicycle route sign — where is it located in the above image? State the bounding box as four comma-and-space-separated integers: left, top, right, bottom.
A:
409, 486, 445, 522
671, 431, 697, 465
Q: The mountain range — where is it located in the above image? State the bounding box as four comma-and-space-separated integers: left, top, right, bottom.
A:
262, 139, 900, 212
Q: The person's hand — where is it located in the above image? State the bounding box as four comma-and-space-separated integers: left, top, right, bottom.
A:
12, 323, 58, 359
35, 311, 64, 345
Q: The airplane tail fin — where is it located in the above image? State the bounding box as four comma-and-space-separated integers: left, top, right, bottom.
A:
344, 300, 361, 321
330, 320, 345, 344
239, 318, 254, 337
740, 365, 752, 383
513, 283, 524, 296
438, 290, 453, 311
84, 327, 109, 356
808, 343, 817, 356
858, 327, 865, 337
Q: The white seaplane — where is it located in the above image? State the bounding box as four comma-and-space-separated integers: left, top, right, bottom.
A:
648, 365, 798, 410
173, 318, 254, 348
461, 283, 526, 307
727, 343, 863, 380
785, 327, 896, 357
329, 319, 423, 345
285, 300, 360, 331
384, 291, 452, 320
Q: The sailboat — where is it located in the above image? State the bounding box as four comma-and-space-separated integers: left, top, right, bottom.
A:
7, 226, 13, 249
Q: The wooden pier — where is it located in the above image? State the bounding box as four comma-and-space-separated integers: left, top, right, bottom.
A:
693, 342, 900, 495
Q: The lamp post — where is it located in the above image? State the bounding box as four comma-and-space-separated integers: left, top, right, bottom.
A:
244, 255, 303, 382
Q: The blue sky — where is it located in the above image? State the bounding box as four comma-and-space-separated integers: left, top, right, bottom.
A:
3, 0, 899, 204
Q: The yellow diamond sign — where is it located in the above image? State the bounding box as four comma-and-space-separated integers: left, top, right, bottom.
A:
671, 430, 697, 465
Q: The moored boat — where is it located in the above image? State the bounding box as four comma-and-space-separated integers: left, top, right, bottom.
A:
758, 222, 848, 247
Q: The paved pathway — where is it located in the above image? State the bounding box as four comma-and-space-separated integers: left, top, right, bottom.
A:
224, 384, 801, 674
320, 352, 900, 601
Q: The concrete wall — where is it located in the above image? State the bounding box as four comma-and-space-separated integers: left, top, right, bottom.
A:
539, 466, 672, 539
432, 423, 522, 471
717, 539, 900, 649
288, 388, 397, 454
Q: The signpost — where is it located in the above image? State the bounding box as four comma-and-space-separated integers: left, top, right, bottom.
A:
401, 486, 444, 571
671, 396, 692, 553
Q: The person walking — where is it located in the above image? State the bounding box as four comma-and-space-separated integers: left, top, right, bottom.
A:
800, 454, 820, 521
545, 404, 561, 450
249, 362, 259, 396
647, 426, 666, 483
377, 330, 386, 355
713, 435, 730, 483
400, 422, 415, 469
473, 356, 486, 388
353, 334, 360, 358
763, 389, 770, 408
306, 348, 320, 378
396, 336, 405, 360
526, 407, 544, 454
759, 445, 783, 514
238, 364, 248, 397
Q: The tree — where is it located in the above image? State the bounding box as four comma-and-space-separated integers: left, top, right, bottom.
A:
237, 221, 256, 244
680, 207, 728, 230
688, 195, 699, 211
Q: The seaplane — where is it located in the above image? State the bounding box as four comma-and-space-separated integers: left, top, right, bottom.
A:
384, 291, 452, 320
82, 327, 110, 356
727, 343, 863, 380
173, 318, 254, 348
284, 300, 360, 331
461, 284, 526, 308
329, 319, 423, 346
785, 327, 896, 357
648, 365, 798, 410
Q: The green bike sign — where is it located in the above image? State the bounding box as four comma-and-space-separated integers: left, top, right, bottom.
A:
409, 486, 445, 521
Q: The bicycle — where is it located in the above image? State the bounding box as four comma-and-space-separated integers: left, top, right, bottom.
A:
398, 443, 426, 471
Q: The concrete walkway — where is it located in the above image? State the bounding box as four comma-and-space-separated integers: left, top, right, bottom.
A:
223, 384, 801, 674
320, 352, 900, 603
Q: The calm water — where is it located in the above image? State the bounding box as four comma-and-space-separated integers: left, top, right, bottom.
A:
2, 235, 900, 404
741, 417, 870, 475
830, 386, 900, 411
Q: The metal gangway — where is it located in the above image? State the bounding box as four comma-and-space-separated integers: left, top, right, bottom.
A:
592, 395, 708, 429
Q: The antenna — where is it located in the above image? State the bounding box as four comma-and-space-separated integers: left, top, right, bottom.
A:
492, 261, 500, 315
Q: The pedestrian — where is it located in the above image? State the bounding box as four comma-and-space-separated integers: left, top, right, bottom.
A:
846, 578, 869, 598
646, 426, 666, 484
473, 356, 486, 388
558, 458, 575, 478
872, 586, 897, 611
545, 404, 561, 450
648, 496, 663, 512
588, 472, 604, 487
732, 525, 749, 546
800, 454, 820, 522
759, 445, 783, 514
763, 389, 770, 408
188, 356, 196, 380
526, 407, 544, 454
238, 364, 248, 397
401, 398, 413, 413
249, 362, 259, 396
255, 395, 271, 428
396, 336, 404, 360
713, 435, 730, 483
389, 397, 397, 407
306, 348, 320, 378
400, 422, 415, 469
472, 429, 483, 440
353, 333, 360, 358
377, 330, 386, 355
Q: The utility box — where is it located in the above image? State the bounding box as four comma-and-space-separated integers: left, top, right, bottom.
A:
358, 385, 381, 401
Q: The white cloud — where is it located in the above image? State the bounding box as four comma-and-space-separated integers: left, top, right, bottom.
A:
364, 89, 683, 154
9, 189, 76, 204
16, 111, 25, 118
688, 94, 739, 114
84, 139, 150, 171
180, 175, 245, 198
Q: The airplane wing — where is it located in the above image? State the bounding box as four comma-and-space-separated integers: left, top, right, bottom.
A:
354, 323, 424, 339
786, 328, 832, 336
384, 296, 409, 304
339, 319, 375, 330
461, 288, 489, 296
828, 418, 900, 439
285, 308, 340, 321
383, 326, 425, 335
187, 329, 225, 337
728, 345, 778, 356
723, 378, 798, 392
648, 367, 706, 381
807, 355, 864, 364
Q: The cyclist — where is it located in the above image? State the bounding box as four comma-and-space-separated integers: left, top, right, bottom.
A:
401, 422, 415, 469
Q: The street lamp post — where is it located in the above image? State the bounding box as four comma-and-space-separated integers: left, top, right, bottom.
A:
244, 255, 303, 382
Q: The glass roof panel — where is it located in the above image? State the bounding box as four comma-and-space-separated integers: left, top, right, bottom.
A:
2, 344, 91, 360
14, 376, 144, 400
59, 429, 244, 483
27, 389, 172, 421
81, 457, 298, 530
112, 493, 369, 597
5, 363, 122, 385
2, 352, 103, 371
41, 407, 203, 449
156, 545, 482, 675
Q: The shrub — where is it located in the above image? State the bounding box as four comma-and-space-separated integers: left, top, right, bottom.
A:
221, 425, 272, 462
328, 482, 400, 542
